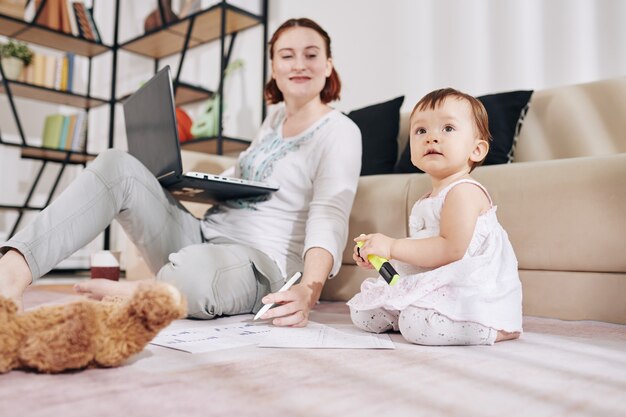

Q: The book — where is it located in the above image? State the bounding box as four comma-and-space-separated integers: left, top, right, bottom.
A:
59, 0, 72, 34
71, 112, 87, 152
64, 114, 77, 150
72, 1, 95, 41
35, 0, 63, 31
53, 56, 63, 90
33, 53, 45, 86
23, 61, 35, 84
59, 55, 68, 91
43, 55, 55, 89
84, 6, 101, 42
66, 53, 74, 92
58, 115, 70, 149
41, 114, 64, 149
65, 0, 79, 36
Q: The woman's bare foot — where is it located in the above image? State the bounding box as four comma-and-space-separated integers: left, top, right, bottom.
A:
496, 330, 520, 342
73, 279, 145, 300
0, 249, 34, 312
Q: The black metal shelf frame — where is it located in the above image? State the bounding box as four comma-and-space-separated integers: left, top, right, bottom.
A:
0, 0, 269, 247
0, 0, 118, 247
119, 0, 268, 155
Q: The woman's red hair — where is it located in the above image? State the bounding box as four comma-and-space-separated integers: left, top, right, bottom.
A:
264, 18, 341, 104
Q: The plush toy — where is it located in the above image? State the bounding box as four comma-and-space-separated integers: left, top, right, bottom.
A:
0, 281, 186, 374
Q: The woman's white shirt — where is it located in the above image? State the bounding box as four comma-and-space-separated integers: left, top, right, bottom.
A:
201, 103, 362, 279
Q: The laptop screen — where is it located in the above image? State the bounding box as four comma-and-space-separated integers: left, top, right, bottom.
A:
123, 66, 182, 181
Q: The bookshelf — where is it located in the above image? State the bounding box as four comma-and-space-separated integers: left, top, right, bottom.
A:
0, 79, 107, 107
0, 0, 112, 246
0, 13, 108, 57
0, 0, 268, 251
119, 1, 268, 155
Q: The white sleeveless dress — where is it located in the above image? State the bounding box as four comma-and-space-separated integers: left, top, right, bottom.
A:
347, 179, 523, 332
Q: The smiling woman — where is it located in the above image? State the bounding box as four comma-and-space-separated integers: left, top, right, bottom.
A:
0, 17, 362, 330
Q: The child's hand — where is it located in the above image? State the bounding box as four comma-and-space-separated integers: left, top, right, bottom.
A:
353, 242, 374, 269
354, 233, 395, 261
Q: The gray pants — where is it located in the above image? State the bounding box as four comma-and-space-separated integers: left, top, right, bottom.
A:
1, 149, 284, 319
350, 306, 497, 346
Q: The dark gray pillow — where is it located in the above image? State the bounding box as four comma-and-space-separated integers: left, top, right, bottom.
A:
347, 96, 404, 176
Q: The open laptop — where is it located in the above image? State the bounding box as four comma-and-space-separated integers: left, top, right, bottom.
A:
123, 66, 279, 204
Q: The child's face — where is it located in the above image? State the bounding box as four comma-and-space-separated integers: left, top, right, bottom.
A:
409, 97, 487, 178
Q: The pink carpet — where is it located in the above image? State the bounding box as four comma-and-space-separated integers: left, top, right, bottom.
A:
1, 285, 625, 417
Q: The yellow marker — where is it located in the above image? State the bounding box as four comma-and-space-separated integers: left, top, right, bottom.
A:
356, 240, 400, 286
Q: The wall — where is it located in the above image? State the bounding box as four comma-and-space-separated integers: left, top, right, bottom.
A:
1, 0, 625, 269
267, 0, 626, 113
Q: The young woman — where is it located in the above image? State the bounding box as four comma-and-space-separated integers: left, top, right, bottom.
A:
0, 18, 362, 328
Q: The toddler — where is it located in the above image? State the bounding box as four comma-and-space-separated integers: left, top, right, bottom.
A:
348, 88, 522, 346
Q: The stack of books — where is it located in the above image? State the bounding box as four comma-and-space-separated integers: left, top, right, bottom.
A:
18, 51, 75, 91
41, 112, 87, 151
27, 0, 101, 42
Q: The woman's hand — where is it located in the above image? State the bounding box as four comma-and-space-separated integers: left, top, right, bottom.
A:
257, 282, 320, 327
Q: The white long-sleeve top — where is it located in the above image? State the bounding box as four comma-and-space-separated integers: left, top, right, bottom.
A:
201, 104, 362, 279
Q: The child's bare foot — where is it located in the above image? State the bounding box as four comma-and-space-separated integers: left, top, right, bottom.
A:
73, 279, 144, 300
0, 249, 34, 312
496, 330, 520, 342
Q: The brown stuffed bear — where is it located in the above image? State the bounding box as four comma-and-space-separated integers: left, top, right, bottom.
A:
0, 281, 186, 374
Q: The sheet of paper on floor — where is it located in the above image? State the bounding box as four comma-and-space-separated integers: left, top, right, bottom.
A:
150, 322, 275, 353
150, 319, 394, 353
258, 322, 395, 349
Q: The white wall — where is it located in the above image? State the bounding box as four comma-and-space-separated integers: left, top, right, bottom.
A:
267, 0, 626, 113
2, 0, 625, 268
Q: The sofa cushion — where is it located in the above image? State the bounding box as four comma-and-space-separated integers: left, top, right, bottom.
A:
347, 96, 404, 176
394, 90, 533, 173
514, 76, 626, 162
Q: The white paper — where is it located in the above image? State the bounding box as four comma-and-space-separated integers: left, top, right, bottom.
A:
150, 319, 395, 353
258, 322, 395, 349
150, 321, 274, 353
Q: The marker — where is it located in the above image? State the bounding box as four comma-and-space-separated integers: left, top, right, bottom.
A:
356, 240, 400, 286
253, 272, 302, 320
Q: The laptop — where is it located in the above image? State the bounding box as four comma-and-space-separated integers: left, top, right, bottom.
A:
123, 66, 279, 204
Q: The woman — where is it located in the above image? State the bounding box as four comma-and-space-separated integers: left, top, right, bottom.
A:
0, 18, 362, 327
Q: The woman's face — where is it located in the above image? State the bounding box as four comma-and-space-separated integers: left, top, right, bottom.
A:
271, 26, 332, 104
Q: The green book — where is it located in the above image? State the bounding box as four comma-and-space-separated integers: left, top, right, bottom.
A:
41, 114, 65, 149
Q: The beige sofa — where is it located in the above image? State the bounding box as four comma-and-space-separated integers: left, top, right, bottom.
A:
131, 76, 626, 325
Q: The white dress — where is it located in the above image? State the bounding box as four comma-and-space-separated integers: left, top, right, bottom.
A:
347, 179, 523, 332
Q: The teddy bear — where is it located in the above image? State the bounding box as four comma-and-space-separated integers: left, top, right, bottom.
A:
0, 281, 186, 374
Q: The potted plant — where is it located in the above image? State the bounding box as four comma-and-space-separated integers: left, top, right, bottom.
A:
0, 40, 34, 80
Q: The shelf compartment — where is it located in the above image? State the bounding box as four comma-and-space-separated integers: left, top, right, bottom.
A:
118, 81, 214, 106
0, 14, 110, 57
120, 5, 261, 59
0, 80, 108, 108
20, 146, 97, 164
181, 136, 250, 154
175, 82, 215, 105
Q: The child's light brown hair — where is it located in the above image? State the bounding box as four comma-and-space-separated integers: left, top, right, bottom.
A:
411, 88, 491, 170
